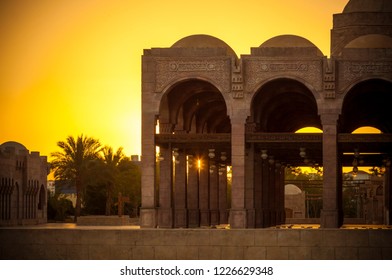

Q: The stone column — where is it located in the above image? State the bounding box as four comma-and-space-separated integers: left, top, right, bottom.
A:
269, 160, 276, 226
261, 158, 270, 227
385, 161, 391, 225
157, 146, 173, 228
187, 155, 200, 227
209, 161, 219, 226
245, 143, 255, 227
230, 118, 247, 228
254, 154, 263, 227
174, 150, 187, 227
274, 163, 282, 225
320, 114, 342, 228
199, 156, 210, 226
278, 164, 286, 224
219, 165, 228, 224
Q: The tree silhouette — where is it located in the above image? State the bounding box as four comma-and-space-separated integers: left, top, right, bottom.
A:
51, 135, 101, 221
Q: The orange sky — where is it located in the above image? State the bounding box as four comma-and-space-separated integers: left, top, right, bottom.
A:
0, 0, 349, 158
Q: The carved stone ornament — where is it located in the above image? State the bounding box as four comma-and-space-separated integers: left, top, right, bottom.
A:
155, 58, 231, 93
244, 59, 323, 93
339, 61, 392, 92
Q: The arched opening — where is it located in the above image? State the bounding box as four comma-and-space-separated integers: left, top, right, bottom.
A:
155, 79, 231, 228
247, 79, 322, 227
251, 78, 321, 132
159, 79, 230, 133
340, 79, 392, 225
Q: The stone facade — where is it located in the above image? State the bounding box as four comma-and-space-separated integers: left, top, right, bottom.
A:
0, 227, 391, 260
0, 141, 48, 226
141, 0, 392, 228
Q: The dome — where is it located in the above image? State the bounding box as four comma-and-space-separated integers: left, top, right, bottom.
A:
345, 34, 392, 48
0, 141, 28, 155
171, 34, 237, 58
259, 35, 323, 56
343, 0, 392, 13
285, 184, 302, 195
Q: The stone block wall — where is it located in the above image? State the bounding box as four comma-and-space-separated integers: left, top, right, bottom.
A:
0, 228, 391, 260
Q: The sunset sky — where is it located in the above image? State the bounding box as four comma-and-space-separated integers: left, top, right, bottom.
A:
0, 0, 349, 158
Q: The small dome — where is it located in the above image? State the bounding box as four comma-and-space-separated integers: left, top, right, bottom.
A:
259, 35, 323, 56
285, 184, 302, 195
0, 141, 28, 155
345, 34, 392, 48
343, 0, 392, 13
171, 34, 237, 57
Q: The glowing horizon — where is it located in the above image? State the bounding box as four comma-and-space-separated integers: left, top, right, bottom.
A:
0, 0, 349, 158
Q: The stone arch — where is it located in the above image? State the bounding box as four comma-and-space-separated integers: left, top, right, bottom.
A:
158, 78, 230, 133
250, 77, 321, 132
340, 78, 392, 133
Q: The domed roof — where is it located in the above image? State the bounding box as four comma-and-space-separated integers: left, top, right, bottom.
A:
343, 0, 392, 13
285, 184, 302, 195
345, 34, 392, 48
259, 35, 323, 56
260, 35, 315, 48
171, 34, 237, 57
0, 141, 28, 155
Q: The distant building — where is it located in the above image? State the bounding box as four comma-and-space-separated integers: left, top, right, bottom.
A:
0, 141, 49, 226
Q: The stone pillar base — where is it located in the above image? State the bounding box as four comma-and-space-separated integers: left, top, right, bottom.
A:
140, 208, 157, 228
200, 210, 210, 226
219, 209, 229, 224
247, 209, 255, 228
320, 209, 340, 228
158, 208, 173, 228
229, 209, 247, 228
174, 209, 188, 228
210, 209, 219, 226
188, 209, 200, 227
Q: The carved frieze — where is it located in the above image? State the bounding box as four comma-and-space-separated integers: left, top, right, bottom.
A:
155, 133, 231, 143
231, 63, 244, 98
155, 58, 231, 93
246, 133, 322, 143
244, 59, 323, 93
323, 58, 336, 99
339, 61, 392, 92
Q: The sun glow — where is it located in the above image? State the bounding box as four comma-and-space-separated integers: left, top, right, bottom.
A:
0, 0, 349, 159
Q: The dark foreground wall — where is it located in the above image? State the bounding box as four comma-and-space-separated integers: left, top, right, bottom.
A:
0, 227, 391, 260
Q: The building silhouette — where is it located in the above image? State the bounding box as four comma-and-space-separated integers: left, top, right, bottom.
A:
0, 141, 48, 225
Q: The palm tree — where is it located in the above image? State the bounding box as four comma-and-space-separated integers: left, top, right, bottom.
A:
99, 146, 127, 215
51, 135, 101, 221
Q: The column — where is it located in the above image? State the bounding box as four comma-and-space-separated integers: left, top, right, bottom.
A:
140, 112, 157, 228
261, 158, 270, 227
230, 117, 247, 228
209, 161, 219, 226
278, 164, 286, 224
187, 155, 200, 227
157, 146, 173, 228
174, 150, 187, 227
245, 143, 255, 228
254, 154, 263, 227
199, 156, 210, 226
320, 113, 342, 228
269, 160, 276, 226
219, 164, 228, 224
385, 161, 391, 225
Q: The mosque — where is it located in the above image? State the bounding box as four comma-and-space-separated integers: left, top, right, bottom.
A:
140, 0, 392, 229
0, 141, 48, 226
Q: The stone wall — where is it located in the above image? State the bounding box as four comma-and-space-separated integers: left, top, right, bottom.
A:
0, 228, 391, 260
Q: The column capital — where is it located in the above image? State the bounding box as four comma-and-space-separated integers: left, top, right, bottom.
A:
320, 113, 339, 126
